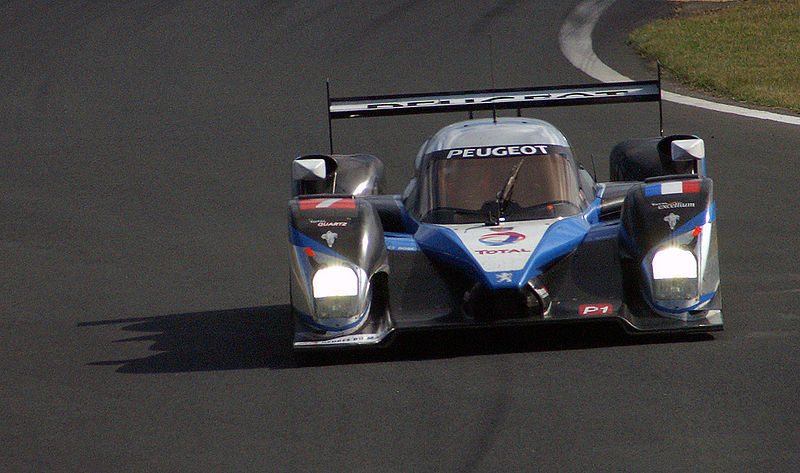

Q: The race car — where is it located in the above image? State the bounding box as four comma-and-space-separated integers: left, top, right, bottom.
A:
287, 80, 722, 349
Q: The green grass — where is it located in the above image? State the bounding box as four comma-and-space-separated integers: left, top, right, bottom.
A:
629, 0, 800, 114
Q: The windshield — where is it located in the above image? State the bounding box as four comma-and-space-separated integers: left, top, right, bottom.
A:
419, 145, 584, 224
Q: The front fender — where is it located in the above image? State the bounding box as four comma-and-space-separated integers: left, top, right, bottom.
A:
288, 196, 388, 335
619, 177, 721, 320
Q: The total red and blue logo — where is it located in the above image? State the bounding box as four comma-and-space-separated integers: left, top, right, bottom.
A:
479, 231, 526, 246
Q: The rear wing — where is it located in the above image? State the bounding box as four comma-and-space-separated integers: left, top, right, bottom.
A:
326, 78, 663, 151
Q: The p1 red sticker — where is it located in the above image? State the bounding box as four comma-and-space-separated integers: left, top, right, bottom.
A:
579, 303, 613, 316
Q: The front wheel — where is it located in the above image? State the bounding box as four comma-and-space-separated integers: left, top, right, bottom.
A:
609, 137, 663, 181
610, 135, 700, 182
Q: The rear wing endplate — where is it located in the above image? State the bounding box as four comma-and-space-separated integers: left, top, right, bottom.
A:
325, 78, 662, 152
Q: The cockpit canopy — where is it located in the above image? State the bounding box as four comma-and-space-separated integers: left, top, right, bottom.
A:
408, 118, 586, 224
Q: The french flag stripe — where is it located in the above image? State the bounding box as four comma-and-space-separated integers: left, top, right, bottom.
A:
682, 180, 701, 193
644, 181, 701, 196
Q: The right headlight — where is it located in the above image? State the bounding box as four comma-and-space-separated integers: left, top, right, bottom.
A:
311, 265, 367, 320
312, 265, 359, 298
651, 247, 698, 300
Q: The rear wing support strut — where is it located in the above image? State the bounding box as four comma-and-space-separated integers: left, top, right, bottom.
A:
657, 63, 664, 137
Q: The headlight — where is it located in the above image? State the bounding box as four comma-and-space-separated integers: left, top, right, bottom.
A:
651, 247, 698, 300
312, 266, 359, 298
652, 247, 697, 280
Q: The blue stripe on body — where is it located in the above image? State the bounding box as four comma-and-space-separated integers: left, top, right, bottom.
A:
416, 216, 591, 290
414, 223, 479, 274
295, 310, 368, 333
583, 194, 603, 225
289, 226, 354, 265
672, 202, 716, 237
650, 291, 717, 315
384, 232, 420, 252
512, 216, 590, 288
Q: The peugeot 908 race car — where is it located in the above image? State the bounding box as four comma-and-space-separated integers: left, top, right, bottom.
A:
287, 80, 722, 349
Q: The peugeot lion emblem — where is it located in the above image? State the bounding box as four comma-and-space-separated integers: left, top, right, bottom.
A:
321, 230, 338, 247
664, 213, 680, 230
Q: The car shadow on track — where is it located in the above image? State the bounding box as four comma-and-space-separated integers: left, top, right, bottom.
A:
79, 305, 716, 373
78, 305, 297, 372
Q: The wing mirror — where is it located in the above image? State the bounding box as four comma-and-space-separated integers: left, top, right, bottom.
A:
658, 135, 706, 176
291, 155, 338, 196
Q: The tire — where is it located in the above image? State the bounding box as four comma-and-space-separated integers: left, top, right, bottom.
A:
610, 135, 699, 182
609, 137, 663, 181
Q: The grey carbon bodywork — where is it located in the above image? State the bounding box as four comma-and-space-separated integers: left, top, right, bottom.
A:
289, 195, 391, 347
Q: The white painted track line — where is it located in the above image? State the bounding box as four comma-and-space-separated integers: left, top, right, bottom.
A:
559, 0, 800, 126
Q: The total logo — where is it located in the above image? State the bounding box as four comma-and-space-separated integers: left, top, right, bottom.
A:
478, 231, 526, 246
475, 248, 531, 255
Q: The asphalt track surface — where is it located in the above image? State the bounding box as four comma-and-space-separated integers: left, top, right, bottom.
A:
1, 1, 798, 472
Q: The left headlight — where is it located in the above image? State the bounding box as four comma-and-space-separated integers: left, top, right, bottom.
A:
651, 247, 698, 300
312, 266, 359, 298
